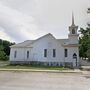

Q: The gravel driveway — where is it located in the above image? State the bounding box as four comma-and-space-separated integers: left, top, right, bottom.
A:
0, 71, 90, 90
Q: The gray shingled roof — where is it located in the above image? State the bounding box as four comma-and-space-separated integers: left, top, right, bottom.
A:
57, 39, 68, 44
10, 40, 34, 48
10, 33, 69, 48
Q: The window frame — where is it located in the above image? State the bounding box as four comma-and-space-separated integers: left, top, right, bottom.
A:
53, 49, 56, 57
73, 53, 77, 59
72, 29, 75, 34
27, 51, 29, 59
14, 51, 17, 58
44, 49, 47, 57
65, 49, 68, 57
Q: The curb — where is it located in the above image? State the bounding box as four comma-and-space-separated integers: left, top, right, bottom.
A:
0, 69, 82, 74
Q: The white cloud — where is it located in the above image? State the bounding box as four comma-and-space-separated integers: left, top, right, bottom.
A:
0, 0, 90, 42
0, 27, 13, 41
0, 2, 45, 42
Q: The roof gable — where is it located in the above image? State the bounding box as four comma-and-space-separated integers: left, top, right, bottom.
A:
26, 33, 57, 47
33, 33, 56, 43
10, 33, 68, 48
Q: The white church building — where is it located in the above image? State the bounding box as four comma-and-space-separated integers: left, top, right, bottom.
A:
10, 15, 79, 68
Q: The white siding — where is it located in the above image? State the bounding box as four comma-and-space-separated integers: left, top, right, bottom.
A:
10, 48, 32, 61
64, 47, 79, 66
10, 33, 79, 67
29, 35, 64, 62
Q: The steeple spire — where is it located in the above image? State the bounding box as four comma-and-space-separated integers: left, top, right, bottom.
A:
68, 12, 79, 44
72, 12, 75, 26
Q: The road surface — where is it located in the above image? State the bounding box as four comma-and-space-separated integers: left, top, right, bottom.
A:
0, 71, 90, 90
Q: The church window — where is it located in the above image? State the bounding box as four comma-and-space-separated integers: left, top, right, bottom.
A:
53, 49, 56, 57
73, 53, 77, 59
14, 51, 17, 58
64, 49, 68, 57
44, 49, 47, 57
27, 51, 29, 59
72, 29, 75, 34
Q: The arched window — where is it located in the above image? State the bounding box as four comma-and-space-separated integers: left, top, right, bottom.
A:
64, 49, 68, 57
53, 49, 56, 57
27, 51, 29, 59
73, 53, 77, 59
44, 49, 47, 57
14, 51, 17, 58
72, 29, 75, 34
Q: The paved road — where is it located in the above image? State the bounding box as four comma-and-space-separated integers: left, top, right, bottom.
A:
0, 71, 90, 90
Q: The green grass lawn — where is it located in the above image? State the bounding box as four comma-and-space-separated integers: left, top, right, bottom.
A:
0, 65, 69, 70
0, 61, 70, 70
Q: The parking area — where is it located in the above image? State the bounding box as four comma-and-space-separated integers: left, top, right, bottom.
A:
0, 71, 90, 90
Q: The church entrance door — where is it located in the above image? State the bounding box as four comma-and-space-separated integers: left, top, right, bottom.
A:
73, 53, 77, 67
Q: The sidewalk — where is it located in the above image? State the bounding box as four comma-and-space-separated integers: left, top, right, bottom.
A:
81, 66, 90, 69
0, 68, 82, 73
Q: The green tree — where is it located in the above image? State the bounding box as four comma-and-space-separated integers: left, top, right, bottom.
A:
0, 45, 8, 60
79, 27, 90, 60
79, 8, 90, 60
0, 39, 15, 60
2, 40, 15, 56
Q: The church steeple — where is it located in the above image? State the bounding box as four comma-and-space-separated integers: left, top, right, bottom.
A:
72, 12, 75, 26
68, 13, 79, 44
69, 12, 78, 35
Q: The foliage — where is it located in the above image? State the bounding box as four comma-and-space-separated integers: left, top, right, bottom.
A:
3, 40, 15, 56
0, 39, 15, 61
79, 27, 90, 60
0, 45, 8, 60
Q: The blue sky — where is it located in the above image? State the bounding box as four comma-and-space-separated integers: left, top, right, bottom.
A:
0, 0, 90, 43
